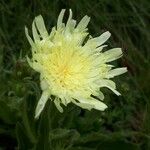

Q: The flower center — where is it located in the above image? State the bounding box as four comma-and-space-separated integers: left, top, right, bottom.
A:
57, 64, 71, 86
59, 65, 70, 77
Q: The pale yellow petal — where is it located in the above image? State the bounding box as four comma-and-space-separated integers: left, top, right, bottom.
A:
35, 15, 48, 39
35, 90, 50, 119
57, 9, 66, 30
73, 97, 107, 111
104, 48, 123, 62
76, 15, 90, 31
107, 67, 127, 78
32, 20, 40, 42
25, 26, 34, 46
54, 98, 63, 113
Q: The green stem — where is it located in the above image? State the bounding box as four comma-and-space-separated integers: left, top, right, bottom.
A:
22, 99, 37, 144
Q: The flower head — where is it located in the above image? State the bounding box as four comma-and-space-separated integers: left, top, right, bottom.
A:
25, 9, 127, 118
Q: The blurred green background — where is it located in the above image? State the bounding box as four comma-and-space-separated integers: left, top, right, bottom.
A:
0, 0, 150, 149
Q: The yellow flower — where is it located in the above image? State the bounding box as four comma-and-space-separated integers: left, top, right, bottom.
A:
25, 9, 127, 118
